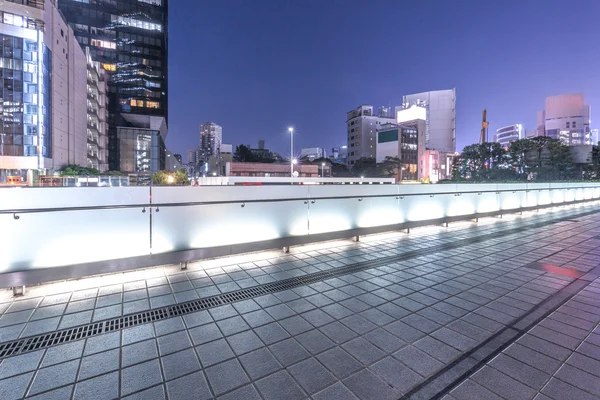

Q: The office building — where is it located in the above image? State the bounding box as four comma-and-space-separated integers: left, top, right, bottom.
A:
199, 122, 222, 162
592, 129, 599, 145
494, 124, 525, 148
346, 105, 395, 165
226, 162, 318, 178
300, 147, 326, 162
537, 93, 592, 145
58, 0, 168, 171
0, 0, 88, 184
117, 114, 166, 173
86, 48, 109, 172
395, 88, 456, 153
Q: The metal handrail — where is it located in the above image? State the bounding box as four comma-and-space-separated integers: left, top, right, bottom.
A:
1, 185, 598, 215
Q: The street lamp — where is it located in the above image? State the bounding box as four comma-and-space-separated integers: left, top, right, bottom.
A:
288, 127, 294, 177
400, 166, 406, 183
321, 162, 325, 178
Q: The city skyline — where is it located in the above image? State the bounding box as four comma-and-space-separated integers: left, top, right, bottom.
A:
167, 0, 600, 158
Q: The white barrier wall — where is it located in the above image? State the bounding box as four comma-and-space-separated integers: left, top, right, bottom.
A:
1, 183, 599, 275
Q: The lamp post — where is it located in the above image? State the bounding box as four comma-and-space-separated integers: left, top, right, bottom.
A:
321, 162, 325, 178
400, 166, 406, 183
288, 127, 294, 177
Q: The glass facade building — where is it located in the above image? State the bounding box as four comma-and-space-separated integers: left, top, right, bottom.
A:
118, 126, 165, 173
57, 0, 168, 171
0, 0, 52, 183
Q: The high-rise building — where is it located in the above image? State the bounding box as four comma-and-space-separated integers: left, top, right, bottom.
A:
58, 0, 168, 171
396, 89, 456, 154
494, 124, 525, 148
86, 48, 109, 172
537, 93, 592, 145
346, 105, 395, 165
199, 122, 222, 162
0, 0, 88, 183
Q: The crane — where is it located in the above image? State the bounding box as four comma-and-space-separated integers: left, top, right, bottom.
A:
480, 109, 489, 144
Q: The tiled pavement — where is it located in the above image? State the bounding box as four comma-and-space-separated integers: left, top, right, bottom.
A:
0, 203, 599, 399
447, 278, 600, 400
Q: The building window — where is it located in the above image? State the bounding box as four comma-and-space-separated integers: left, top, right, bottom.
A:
573, 122, 576, 127
146, 101, 160, 109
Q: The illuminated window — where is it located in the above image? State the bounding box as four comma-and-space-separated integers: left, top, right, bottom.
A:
91, 39, 115, 50
102, 63, 116, 72
146, 101, 160, 109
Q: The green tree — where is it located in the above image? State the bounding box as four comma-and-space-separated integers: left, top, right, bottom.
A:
233, 145, 254, 162
379, 156, 402, 179
584, 142, 600, 180
541, 140, 574, 180
351, 157, 380, 177
151, 169, 189, 185
59, 164, 101, 176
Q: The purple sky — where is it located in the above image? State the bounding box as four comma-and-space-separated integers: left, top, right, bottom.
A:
167, 0, 600, 160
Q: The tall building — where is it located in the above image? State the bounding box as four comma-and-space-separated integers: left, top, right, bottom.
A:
86, 48, 109, 172
0, 0, 88, 183
494, 124, 525, 148
537, 93, 592, 145
58, 0, 168, 171
396, 88, 456, 154
346, 105, 395, 165
199, 122, 222, 161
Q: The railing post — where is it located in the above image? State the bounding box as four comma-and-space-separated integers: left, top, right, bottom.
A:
282, 246, 290, 253
12, 286, 25, 297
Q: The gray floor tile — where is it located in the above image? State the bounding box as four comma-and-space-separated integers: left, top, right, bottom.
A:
450, 379, 504, 400
317, 347, 362, 379
205, 359, 250, 396
197, 338, 235, 367
123, 299, 150, 314
84, 331, 121, 356
0, 350, 44, 379
0, 372, 33, 400
166, 371, 213, 400
364, 328, 406, 353
269, 338, 310, 367
414, 336, 461, 363
58, 310, 93, 329
157, 330, 192, 356
312, 382, 359, 400
241, 310, 274, 328
209, 305, 237, 321
393, 345, 443, 377
370, 356, 423, 394
296, 329, 336, 354
238, 348, 282, 380
471, 366, 536, 400
489, 353, 550, 390
254, 322, 289, 345
92, 305, 121, 322
225, 330, 264, 355
78, 348, 120, 380
122, 339, 158, 367
541, 376, 599, 400
28, 359, 79, 396
288, 357, 336, 395
0, 324, 24, 342
73, 372, 119, 400
319, 321, 358, 344
216, 316, 250, 336
161, 348, 202, 380
30, 304, 66, 321
279, 315, 313, 335
189, 322, 223, 346
41, 340, 85, 368
342, 337, 386, 365
121, 359, 163, 397
121, 384, 165, 400
255, 370, 305, 400
183, 310, 213, 328
21, 317, 60, 337
343, 369, 401, 400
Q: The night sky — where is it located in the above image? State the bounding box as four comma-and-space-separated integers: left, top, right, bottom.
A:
168, 0, 600, 160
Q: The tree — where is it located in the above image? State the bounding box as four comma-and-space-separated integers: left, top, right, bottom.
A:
584, 142, 600, 180
151, 169, 189, 185
380, 156, 402, 179
59, 164, 101, 176
351, 157, 380, 177
233, 145, 254, 162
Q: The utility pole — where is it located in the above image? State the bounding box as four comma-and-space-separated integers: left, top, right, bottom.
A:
480, 109, 489, 144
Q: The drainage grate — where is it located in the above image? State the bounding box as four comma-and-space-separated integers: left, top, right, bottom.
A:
0, 207, 598, 359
